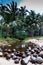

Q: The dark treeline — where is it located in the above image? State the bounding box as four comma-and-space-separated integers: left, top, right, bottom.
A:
0, 1, 43, 40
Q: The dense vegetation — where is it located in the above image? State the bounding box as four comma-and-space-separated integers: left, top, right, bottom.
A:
0, 1, 43, 40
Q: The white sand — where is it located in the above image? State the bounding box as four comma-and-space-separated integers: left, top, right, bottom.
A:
0, 57, 43, 65
0, 58, 21, 65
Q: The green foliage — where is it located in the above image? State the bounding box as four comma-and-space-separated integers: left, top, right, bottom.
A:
0, 1, 43, 40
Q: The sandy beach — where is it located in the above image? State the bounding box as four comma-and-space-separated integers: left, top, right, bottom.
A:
0, 57, 43, 65
0, 57, 21, 65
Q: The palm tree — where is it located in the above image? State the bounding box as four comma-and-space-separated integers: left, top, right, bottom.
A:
6, 1, 18, 22
0, 1, 18, 24
0, 17, 4, 37
0, 1, 19, 38
39, 14, 43, 36
19, 6, 29, 21
26, 10, 40, 36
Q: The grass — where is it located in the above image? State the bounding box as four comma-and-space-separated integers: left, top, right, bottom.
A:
6, 37, 20, 44
0, 37, 5, 42
0, 37, 19, 44
0, 36, 43, 44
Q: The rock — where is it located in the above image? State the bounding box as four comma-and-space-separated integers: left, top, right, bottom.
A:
41, 46, 43, 50
7, 49, 11, 53
30, 56, 37, 64
21, 56, 31, 65
6, 54, 11, 60
4, 49, 11, 53
26, 52, 31, 56
12, 49, 16, 52
38, 51, 43, 58
26, 41, 35, 48
0, 48, 3, 52
11, 53, 14, 58
12, 55, 17, 60
21, 44, 26, 48
0, 52, 3, 57
40, 51, 43, 54
21, 59, 27, 65
4, 49, 8, 52
26, 49, 29, 51
4, 52, 8, 57
18, 52, 23, 57
36, 57, 43, 64
14, 59, 19, 64
28, 47, 31, 51
34, 47, 37, 50
25, 50, 29, 54
22, 53, 26, 58
34, 48, 40, 54
15, 51, 20, 56
38, 54, 43, 58
31, 49, 35, 54
33, 54, 37, 57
